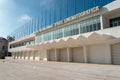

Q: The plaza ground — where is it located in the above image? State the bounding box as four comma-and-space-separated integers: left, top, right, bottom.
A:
0, 59, 120, 80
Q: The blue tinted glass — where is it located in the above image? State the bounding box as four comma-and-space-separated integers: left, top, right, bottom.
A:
76, 0, 84, 14
13, 0, 115, 40
85, 0, 95, 10
68, 0, 74, 17
62, 0, 67, 20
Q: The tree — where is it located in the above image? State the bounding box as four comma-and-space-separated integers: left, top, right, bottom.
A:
0, 53, 5, 59
7, 35, 15, 42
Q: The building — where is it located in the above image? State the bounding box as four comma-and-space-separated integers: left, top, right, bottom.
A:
0, 37, 8, 58
9, 0, 120, 64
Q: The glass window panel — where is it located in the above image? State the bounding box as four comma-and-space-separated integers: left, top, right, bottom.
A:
96, 23, 101, 30
93, 24, 97, 31
36, 15, 100, 43
80, 23, 83, 34
118, 21, 120, 26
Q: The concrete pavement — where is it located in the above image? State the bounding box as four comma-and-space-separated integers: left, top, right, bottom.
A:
0, 59, 120, 80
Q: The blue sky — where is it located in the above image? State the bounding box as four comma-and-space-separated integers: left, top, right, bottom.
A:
0, 0, 55, 38
0, 0, 114, 38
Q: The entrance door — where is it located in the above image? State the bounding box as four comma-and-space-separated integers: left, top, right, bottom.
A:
111, 42, 120, 64
72, 47, 84, 63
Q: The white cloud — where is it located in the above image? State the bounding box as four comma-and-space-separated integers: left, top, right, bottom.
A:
18, 14, 32, 23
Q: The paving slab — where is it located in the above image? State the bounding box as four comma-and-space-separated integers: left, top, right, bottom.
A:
0, 59, 120, 80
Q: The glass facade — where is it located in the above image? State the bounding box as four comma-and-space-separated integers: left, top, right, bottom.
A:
110, 17, 120, 27
10, 40, 35, 48
36, 15, 101, 43
11, 0, 114, 40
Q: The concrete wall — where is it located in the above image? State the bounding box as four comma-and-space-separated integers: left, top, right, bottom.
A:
25, 52, 29, 60
87, 44, 111, 64
34, 51, 39, 61
11, 43, 113, 65
0, 38, 8, 56
102, 0, 120, 14
71, 47, 84, 63
102, 16, 109, 29
38, 50, 47, 61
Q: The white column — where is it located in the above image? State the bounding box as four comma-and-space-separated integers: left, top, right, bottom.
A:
21, 52, 23, 59
107, 44, 112, 64
32, 51, 35, 60
33, 51, 36, 60
27, 51, 30, 60
35, 50, 39, 61
16, 52, 18, 59
34, 51, 36, 60
15, 52, 17, 59
24, 51, 26, 59
14, 52, 16, 59
26, 51, 28, 60
83, 46, 88, 63
30, 50, 33, 60
17, 52, 19, 59
67, 48, 71, 62
38, 50, 41, 60
32, 50, 34, 60
21, 51, 24, 59
20, 52, 22, 59
55, 49, 58, 61
18, 52, 21, 59
12, 52, 15, 59
100, 15, 104, 30
18, 52, 20, 59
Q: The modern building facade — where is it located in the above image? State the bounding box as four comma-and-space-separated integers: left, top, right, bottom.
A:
0, 37, 8, 58
9, 0, 120, 64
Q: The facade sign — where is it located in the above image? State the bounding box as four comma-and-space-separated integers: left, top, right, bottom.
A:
53, 6, 100, 27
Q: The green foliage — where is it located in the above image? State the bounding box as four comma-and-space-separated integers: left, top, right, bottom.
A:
0, 53, 5, 59
7, 35, 15, 42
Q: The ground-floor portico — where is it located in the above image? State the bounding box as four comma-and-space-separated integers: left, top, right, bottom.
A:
11, 27, 120, 65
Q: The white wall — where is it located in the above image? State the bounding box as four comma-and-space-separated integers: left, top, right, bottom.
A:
88, 44, 111, 64
102, 15, 109, 29
102, 0, 120, 14
30, 52, 33, 60
34, 51, 40, 61
25, 52, 29, 60
38, 49, 47, 61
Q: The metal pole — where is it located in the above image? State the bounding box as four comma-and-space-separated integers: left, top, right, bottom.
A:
45, 10, 47, 28
66, 0, 68, 17
37, 16, 39, 31
74, 0, 76, 14
28, 22, 29, 35
41, 12, 43, 29
54, 5, 56, 23
32, 19, 34, 33
60, 0, 62, 20
49, 8, 51, 25
83, 0, 85, 10
34, 17, 36, 32
29, 20, 31, 34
